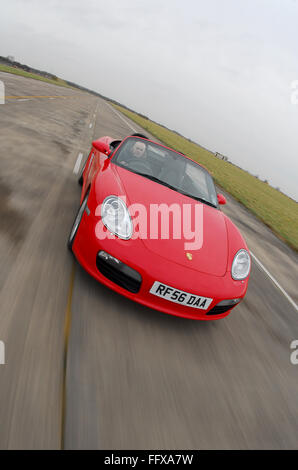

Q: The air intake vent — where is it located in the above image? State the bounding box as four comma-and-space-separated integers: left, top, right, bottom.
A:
96, 251, 142, 293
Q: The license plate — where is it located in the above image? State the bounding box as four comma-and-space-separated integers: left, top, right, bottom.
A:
149, 281, 213, 310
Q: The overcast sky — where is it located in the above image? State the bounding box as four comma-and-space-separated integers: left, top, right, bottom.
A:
1, 0, 298, 200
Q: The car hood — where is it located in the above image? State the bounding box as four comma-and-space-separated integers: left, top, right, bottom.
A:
101, 163, 229, 276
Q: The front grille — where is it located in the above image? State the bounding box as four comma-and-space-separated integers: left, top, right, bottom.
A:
206, 304, 235, 315
96, 252, 142, 293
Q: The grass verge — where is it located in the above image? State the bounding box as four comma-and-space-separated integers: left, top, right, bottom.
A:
112, 103, 298, 251
0, 64, 72, 88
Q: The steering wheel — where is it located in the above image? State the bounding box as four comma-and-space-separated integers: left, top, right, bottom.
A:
127, 159, 154, 175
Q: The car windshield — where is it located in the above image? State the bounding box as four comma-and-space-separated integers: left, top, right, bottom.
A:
112, 138, 218, 207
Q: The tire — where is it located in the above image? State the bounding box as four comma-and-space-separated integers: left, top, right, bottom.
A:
67, 192, 89, 252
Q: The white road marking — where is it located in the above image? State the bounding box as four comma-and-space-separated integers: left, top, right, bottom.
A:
105, 102, 137, 132
89, 123, 93, 129
17, 98, 30, 102
73, 152, 83, 174
250, 251, 298, 312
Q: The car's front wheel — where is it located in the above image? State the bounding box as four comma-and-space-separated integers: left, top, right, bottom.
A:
67, 192, 89, 252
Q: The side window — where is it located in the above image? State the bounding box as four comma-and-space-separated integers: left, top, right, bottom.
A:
109, 140, 122, 152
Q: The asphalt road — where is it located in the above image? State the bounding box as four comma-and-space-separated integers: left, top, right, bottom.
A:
0, 72, 297, 449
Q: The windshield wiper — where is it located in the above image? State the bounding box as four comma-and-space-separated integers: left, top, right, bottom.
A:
133, 172, 178, 190
177, 191, 217, 207
134, 172, 217, 207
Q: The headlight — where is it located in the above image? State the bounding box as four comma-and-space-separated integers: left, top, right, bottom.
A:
231, 249, 251, 280
101, 196, 133, 239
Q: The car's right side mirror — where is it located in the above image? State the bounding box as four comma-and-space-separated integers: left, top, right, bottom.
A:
217, 193, 227, 205
92, 139, 111, 157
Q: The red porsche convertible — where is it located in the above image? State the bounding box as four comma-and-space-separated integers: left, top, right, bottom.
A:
68, 133, 251, 320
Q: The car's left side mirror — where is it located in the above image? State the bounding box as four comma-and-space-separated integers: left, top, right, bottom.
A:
217, 193, 226, 205
92, 140, 111, 157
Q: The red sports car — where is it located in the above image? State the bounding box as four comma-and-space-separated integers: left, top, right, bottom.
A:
68, 134, 251, 320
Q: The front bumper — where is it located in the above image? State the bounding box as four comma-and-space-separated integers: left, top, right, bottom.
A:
73, 211, 248, 320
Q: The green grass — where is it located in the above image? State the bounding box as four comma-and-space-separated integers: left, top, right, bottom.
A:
0, 64, 72, 88
112, 103, 298, 251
